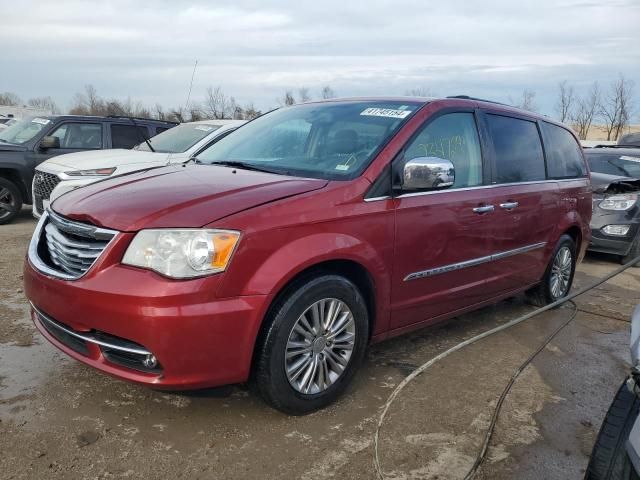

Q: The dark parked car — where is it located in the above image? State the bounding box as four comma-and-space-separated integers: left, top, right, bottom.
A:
585, 305, 640, 480
0, 115, 177, 224
24, 97, 591, 414
586, 147, 640, 265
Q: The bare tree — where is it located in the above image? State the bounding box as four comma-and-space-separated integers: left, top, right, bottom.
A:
600, 74, 635, 141
204, 86, 236, 119
510, 89, 537, 112
571, 81, 601, 140
320, 86, 336, 99
298, 87, 311, 103
242, 103, 261, 120
28, 96, 59, 114
279, 91, 296, 106
0, 92, 23, 106
554, 81, 575, 123
405, 87, 436, 97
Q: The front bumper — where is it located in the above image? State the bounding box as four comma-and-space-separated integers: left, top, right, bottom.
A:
24, 253, 270, 390
588, 224, 637, 256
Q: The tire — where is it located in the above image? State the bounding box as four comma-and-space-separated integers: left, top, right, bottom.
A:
526, 234, 577, 307
621, 235, 640, 268
0, 177, 22, 225
254, 274, 369, 415
585, 380, 640, 480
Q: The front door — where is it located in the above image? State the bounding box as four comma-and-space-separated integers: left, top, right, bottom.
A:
390, 111, 499, 330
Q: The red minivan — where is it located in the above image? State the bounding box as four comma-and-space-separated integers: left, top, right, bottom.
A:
24, 97, 592, 413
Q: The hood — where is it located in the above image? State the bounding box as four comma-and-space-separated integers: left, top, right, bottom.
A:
41, 149, 170, 170
52, 164, 328, 231
591, 172, 640, 194
0, 142, 27, 152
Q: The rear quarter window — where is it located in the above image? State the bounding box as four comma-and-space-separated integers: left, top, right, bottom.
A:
542, 122, 587, 178
486, 114, 546, 184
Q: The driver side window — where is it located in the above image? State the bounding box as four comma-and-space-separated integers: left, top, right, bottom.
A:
50, 123, 103, 149
404, 112, 483, 188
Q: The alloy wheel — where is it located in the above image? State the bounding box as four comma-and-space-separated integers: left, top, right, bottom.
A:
285, 298, 356, 394
0, 187, 16, 221
550, 246, 572, 298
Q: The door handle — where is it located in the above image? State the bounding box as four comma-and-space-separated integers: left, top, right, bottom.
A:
499, 201, 519, 210
473, 204, 495, 214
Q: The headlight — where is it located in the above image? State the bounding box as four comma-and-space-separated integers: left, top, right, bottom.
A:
599, 194, 638, 211
122, 229, 240, 279
64, 167, 116, 177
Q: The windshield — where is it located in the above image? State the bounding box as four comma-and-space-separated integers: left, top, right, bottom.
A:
136, 123, 221, 153
0, 116, 52, 145
196, 101, 421, 180
587, 152, 640, 179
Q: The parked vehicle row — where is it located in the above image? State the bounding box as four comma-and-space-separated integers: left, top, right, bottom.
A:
585, 147, 640, 266
0, 114, 177, 224
23, 96, 592, 413
32, 119, 244, 217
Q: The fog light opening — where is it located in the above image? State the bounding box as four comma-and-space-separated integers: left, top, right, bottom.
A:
143, 354, 158, 369
602, 225, 631, 236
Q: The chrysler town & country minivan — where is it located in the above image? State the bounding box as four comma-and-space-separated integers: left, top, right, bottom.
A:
24, 97, 591, 414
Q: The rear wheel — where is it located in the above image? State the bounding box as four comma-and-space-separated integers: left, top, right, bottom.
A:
254, 275, 369, 414
585, 380, 640, 480
0, 177, 22, 225
526, 235, 576, 307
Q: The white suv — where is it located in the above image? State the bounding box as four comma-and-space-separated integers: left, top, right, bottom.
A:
32, 119, 245, 217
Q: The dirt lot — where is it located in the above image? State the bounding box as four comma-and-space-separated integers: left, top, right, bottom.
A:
1, 208, 639, 479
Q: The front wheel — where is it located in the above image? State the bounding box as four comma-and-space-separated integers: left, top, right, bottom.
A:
254, 275, 369, 414
526, 234, 576, 307
0, 177, 23, 225
585, 380, 640, 480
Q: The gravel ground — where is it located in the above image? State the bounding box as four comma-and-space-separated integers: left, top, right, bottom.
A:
1, 207, 638, 479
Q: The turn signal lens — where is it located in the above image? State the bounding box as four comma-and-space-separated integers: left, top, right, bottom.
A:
212, 232, 241, 269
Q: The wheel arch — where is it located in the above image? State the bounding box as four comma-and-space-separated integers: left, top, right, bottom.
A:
0, 168, 28, 203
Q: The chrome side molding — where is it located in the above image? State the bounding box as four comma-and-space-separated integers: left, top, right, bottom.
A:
404, 242, 547, 281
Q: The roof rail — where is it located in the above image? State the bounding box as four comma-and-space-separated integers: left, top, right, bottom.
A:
106, 115, 178, 124
446, 95, 509, 107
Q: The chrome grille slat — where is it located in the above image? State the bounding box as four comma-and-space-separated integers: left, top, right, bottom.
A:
44, 223, 107, 251
29, 210, 118, 280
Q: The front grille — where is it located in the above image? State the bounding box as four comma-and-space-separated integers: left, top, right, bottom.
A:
30, 210, 118, 280
33, 171, 60, 200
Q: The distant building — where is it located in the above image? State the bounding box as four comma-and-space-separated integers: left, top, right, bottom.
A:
0, 105, 53, 120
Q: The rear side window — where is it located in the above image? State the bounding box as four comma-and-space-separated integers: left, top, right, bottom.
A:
542, 122, 586, 178
111, 124, 150, 149
404, 112, 483, 188
486, 114, 545, 184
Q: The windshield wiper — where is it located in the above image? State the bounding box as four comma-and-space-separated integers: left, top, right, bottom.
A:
206, 160, 283, 175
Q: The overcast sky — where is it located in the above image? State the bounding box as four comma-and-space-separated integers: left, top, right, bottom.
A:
2, 0, 639, 117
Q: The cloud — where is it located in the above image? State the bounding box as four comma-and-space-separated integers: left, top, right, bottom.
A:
1, 0, 638, 115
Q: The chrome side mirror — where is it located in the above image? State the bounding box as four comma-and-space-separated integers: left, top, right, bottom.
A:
401, 157, 455, 191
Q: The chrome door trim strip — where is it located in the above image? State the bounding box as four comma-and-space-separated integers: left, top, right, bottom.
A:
396, 178, 588, 199
364, 195, 392, 202
404, 241, 547, 281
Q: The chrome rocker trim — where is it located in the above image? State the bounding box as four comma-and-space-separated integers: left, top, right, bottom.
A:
404, 242, 547, 281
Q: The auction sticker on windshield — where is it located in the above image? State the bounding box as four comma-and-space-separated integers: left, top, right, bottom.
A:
31, 118, 50, 125
360, 108, 412, 119
195, 126, 214, 132
620, 156, 640, 163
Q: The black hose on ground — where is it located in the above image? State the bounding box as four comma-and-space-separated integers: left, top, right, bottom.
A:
373, 255, 640, 480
